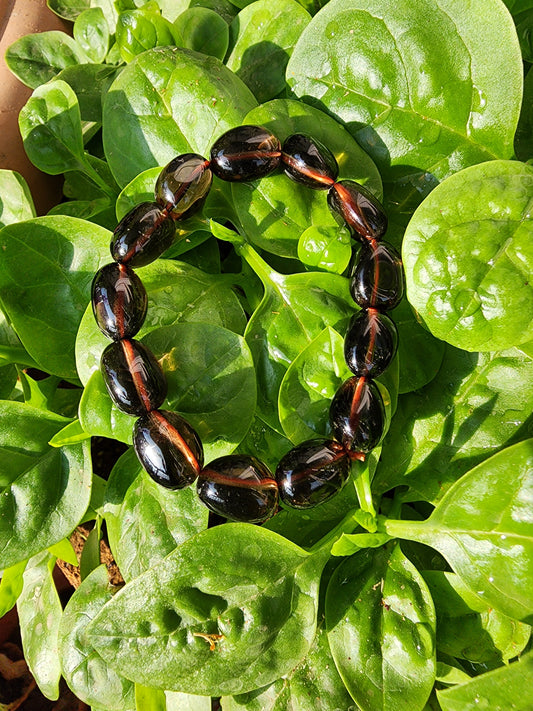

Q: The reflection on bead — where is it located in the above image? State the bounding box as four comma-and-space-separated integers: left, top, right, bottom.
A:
91, 262, 147, 341
329, 376, 385, 453
155, 153, 212, 220
100, 339, 167, 416
328, 180, 387, 241
134, 410, 203, 489
344, 309, 398, 377
197, 454, 278, 523
111, 202, 175, 267
275, 438, 350, 508
350, 241, 404, 310
210, 125, 281, 181
281, 134, 338, 189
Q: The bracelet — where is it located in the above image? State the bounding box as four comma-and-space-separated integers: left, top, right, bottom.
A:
91, 125, 404, 524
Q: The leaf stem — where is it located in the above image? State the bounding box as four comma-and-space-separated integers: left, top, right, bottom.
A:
307, 507, 360, 554
79, 156, 116, 198
352, 459, 377, 519
235, 241, 277, 288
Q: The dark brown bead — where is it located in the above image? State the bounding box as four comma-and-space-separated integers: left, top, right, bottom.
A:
133, 410, 203, 489
111, 202, 175, 267
329, 376, 385, 453
155, 153, 212, 220
350, 241, 404, 310
344, 309, 398, 377
197, 455, 278, 523
327, 180, 388, 241
91, 262, 147, 341
210, 125, 281, 182
281, 134, 338, 189
100, 339, 167, 416
275, 438, 350, 509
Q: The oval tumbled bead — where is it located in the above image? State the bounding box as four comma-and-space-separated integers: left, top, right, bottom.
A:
197, 455, 278, 523
344, 309, 398, 377
91, 262, 148, 341
275, 438, 350, 509
111, 202, 175, 267
133, 409, 203, 489
329, 376, 385, 454
155, 153, 212, 220
100, 339, 167, 416
327, 180, 388, 241
350, 240, 404, 310
281, 133, 338, 189
210, 125, 281, 182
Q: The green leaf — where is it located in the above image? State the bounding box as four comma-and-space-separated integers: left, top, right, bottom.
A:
0, 560, 27, 618
235, 415, 293, 473
297, 224, 352, 274
515, 67, 533, 161
223, 623, 355, 710
174, 7, 229, 60
18, 551, 62, 700
0, 402, 92, 569
403, 160, 533, 352
87, 525, 327, 695
102, 46, 257, 187
19, 80, 87, 176
385, 440, 533, 622
226, 0, 311, 102
56, 64, 119, 123
49, 419, 91, 447
515, 9, 533, 63
0, 170, 36, 228
135, 684, 166, 711
74, 7, 110, 62
48, 0, 118, 29
326, 544, 436, 711
5, 31, 87, 89
116, 6, 176, 63
0, 216, 110, 381
78, 370, 134, 444
374, 345, 533, 503
437, 650, 533, 711
59, 565, 135, 710
104, 448, 208, 582
48, 538, 79, 566
287, 0, 523, 210
235, 98, 381, 258
166, 690, 211, 710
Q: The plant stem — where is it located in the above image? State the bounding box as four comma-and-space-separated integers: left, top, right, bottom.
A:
352, 459, 377, 518
307, 507, 360, 554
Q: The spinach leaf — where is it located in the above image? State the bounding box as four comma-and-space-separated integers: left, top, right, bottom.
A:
515, 67, 533, 161
0, 560, 27, 618
385, 440, 533, 622
78, 371, 134, 444
102, 46, 257, 187
56, 64, 119, 123
287, 0, 523, 210
437, 650, 533, 711
403, 160, 533, 352
59, 565, 136, 710
174, 7, 229, 60
18, 551, 63, 700
0, 216, 109, 381
116, 5, 177, 62
0, 402, 92, 569
74, 7, 110, 63
235, 415, 293, 472
326, 544, 436, 711
226, 0, 311, 103
104, 448, 208, 582
374, 345, 533, 504
48, 0, 118, 30
5, 31, 87, 89
87, 525, 327, 695
0, 170, 36, 228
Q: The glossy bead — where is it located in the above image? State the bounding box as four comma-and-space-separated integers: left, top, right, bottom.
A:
344, 309, 398, 377
275, 438, 350, 509
210, 125, 281, 182
100, 339, 167, 416
111, 202, 175, 267
329, 376, 385, 453
281, 134, 338, 189
197, 455, 278, 523
350, 241, 404, 310
133, 409, 203, 489
91, 262, 148, 341
155, 153, 212, 220
327, 180, 388, 241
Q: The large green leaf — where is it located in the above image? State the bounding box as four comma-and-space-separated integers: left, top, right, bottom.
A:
326, 544, 436, 711
0, 171, 36, 228
385, 440, 533, 623
0, 402, 92, 569
102, 46, 257, 187
287, 0, 523, 211
174, 7, 230, 60
0, 216, 110, 381
104, 448, 208, 582
87, 525, 326, 695
59, 565, 135, 710
403, 160, 533, 352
